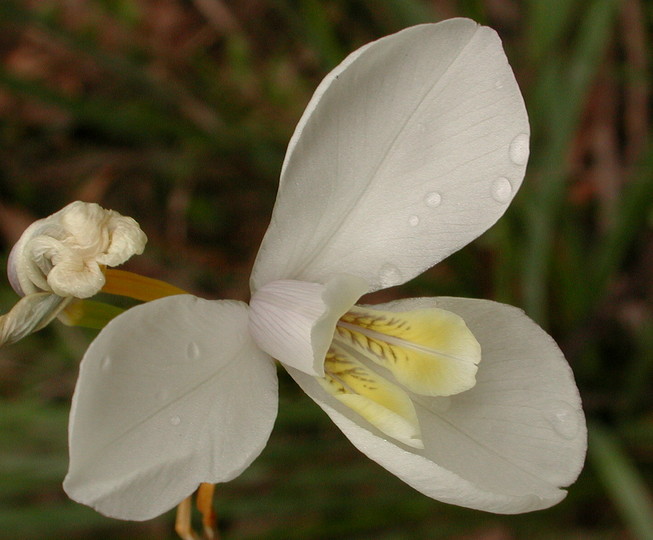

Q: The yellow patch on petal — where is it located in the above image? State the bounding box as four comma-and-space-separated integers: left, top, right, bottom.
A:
335, 305, 481, 397
317, 344, 423, 449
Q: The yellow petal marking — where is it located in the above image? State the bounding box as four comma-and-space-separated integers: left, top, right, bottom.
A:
317, 344, 423, 449
102, 268, 187, 301
335, 305, 481, 397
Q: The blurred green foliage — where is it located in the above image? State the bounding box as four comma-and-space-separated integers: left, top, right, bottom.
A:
0, 0, 652, 538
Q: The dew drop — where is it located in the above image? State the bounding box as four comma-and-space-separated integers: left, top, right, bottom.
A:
408, 215, 420, 227
424, 191, 442, 208
170, 416, 181, 426
186, 342, 200, 361
545, 402, 580, 440
491, 177, 513, 203
494, 79, 504, 89
509, 133, 529, 165
100, 356, 112, 372
378, 264, 402, 288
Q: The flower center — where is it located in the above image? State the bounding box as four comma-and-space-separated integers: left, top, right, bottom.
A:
318, 304, 481, 448
248, 276, 368, 376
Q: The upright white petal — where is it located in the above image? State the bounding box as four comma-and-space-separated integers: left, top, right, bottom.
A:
289, 297, 586, 514
252, 19, 529, 293
64, 295, 278, 521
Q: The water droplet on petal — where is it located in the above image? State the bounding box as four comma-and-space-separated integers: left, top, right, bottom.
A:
186, 342, 200, 361
408, 215, 420, 227
494, 79, 504, 89
509, 133, 529, 165
100, 356, 112, 372
545, 402, 580, 440
424, 192, 442, 208
170, 416, 181, 426
379, 264, 402, 288
491, 177, 513, 203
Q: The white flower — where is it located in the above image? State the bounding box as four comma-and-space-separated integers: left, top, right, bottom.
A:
62, 19, 586, 522
1, 201, 146, 346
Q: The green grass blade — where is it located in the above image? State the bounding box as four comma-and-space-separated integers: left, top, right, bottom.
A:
526, 0, 578, 61
585, 142, 653, 314
0, 67, 206, 144
298, 0, 346, 69
521, 0, 619, 324
377, 0, 434, 26
589, 423, 653, 540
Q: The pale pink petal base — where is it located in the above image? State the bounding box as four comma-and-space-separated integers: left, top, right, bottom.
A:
249, 274, 367, 376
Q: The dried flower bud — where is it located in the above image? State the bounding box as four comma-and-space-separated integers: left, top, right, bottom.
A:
7, 201, 147, 299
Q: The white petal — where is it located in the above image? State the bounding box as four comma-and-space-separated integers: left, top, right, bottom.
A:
64, 295, 278, 521
288, 297, 586, 513
248, 275, 367, 376
251, 19, 529, 293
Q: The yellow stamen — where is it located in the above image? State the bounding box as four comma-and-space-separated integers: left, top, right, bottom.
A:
102, 268, 187, 302
336, 305, 481, 397
318, 344, 423, 449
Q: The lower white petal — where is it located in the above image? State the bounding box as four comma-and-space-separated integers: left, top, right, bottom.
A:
64, 295, 278, 521
288, 297, 586, 514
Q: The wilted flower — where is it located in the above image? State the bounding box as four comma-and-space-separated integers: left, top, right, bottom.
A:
10, 19, 586, 529
1, 201, 147, 346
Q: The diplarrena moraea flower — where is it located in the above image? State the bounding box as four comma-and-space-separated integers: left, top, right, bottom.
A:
0, 201, 148, 347
21, 19, 585, 528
